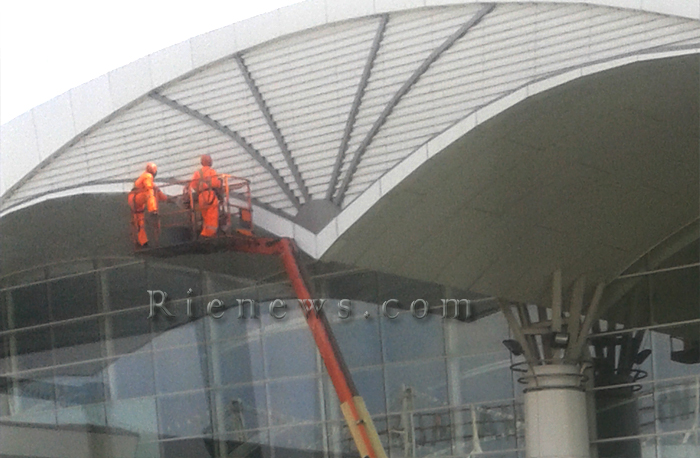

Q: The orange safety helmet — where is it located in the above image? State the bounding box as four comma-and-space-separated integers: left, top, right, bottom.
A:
200, 154, 213, 167
146, 162, 158, 176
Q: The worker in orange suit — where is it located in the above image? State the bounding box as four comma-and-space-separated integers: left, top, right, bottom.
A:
188, 154, 222, 237
128, 162, 168, 247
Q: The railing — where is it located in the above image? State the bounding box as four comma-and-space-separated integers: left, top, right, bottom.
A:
129, 174, 253, 247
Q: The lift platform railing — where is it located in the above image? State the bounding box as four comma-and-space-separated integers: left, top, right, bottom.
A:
129, 174, 253, 247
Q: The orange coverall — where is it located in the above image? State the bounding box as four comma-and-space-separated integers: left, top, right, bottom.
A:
128, 171, 167, 246
190, 166, 222, 237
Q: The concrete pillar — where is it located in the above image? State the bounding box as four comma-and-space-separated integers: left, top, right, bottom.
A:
524, 365, 590, 458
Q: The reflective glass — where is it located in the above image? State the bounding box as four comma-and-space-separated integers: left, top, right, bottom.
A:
106, 263, 148, 311
263, 318, 317, 379
269, 423, 324, 455
153, 344, 208, 395
381, 313, 444, 364
0, 368, 56, 415
385, 359, 448, 413
157, 390, 211, 438
326, 301, 382, 368
50, 273, 98, 321
52, 317, 103, 365
54, 361, 107, 406
267, 376, 322, 426
211, 383, 268, 432
110, 351, 156, 399
109, 308, 153, 356
14, 328, 53, 371
10, 283, 50, 328
57, 402, 107, 426
212, 337, 264, 387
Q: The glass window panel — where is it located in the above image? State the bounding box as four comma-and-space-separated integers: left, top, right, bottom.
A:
152, 319, 205, 350
450, 352, 514, 405
326, 301, 383, 369
110, 351, 156, 400
327, 271, 379, 303
658, 431, 700, 457
351, 367, 386, 415
211, 383, 268, 432
385, 359, 448, 413
54, 362, 107, 406
654, 377, 700, 434
2, 368, 56, 415
0, 292, 9, 332
216, 430, 270, 456
595, 384, 654, 441
154, 345, 208, 395
105, 397, 159, 439
10, 283, 50, 329
269, 423, 324, 455
106, 263, 148, 311
263, 322, 317, 379
108, 309, 153, 356
213, 337, 265, 387
267, 376, 322, 426
445, 312, 510, 357
157, 390, 211, 438
0, 407, 57, 426
653, 327, 700, 381
53, 318, 104, 366
57, 402, 107, 426
50, 273, 99, 321
14, 328, 53, 371
381, 313, 445, 364
160, 437, 215, 457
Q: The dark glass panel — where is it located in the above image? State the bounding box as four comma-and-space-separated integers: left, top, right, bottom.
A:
50, 273, 99, 321
109, 308, 153, 356
106, 263, 148, 311
11, 283, 50, 329
14, 328, 53, 371
52, 318, 103, 365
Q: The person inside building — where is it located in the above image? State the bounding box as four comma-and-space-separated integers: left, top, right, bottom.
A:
188, 154, 222, 237
128, 162, 168, 247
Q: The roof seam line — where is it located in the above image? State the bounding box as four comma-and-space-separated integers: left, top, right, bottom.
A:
326, 14, 389, 202
148, 92, 302, 210
333, 3, 496, 207
234, 54, 310, 204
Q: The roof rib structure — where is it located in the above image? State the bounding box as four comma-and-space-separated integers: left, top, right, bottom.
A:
2, 1, 699, 278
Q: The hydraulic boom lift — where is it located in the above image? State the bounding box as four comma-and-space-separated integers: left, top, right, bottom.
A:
131, 175, 387, 458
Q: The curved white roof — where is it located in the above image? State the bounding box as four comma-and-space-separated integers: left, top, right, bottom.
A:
1, 0, 699, 262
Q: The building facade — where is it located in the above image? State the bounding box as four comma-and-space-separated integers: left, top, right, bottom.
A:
1, 1, 699, 457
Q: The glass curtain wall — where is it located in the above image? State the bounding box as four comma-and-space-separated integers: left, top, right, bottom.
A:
0, 258, 520, 458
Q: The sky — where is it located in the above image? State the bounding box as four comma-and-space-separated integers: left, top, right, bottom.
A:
0, 0, 304, 125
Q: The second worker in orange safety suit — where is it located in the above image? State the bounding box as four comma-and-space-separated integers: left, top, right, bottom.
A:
128, 162, 168, 246
189, 155, 222, 237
